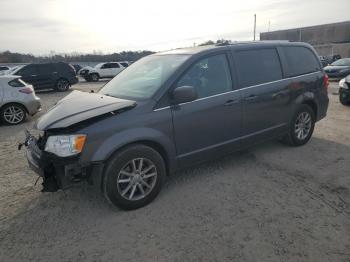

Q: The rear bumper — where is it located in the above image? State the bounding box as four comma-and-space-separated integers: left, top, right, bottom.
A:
24, 132, 104, 191
69, 76, 79, 86
316, 92, 329, 121
26, 96, 42, 115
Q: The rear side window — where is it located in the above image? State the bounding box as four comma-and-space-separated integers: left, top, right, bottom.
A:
282, 46, 320, 77
120, 62, 129, 67
236, 49, 282, 88
110, 63, 120, 68
37, 64, 54, 74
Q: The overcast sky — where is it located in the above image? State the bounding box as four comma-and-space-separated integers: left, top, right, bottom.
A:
0, 0, 349, 55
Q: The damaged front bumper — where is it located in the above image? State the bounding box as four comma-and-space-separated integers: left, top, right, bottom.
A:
23, 130, 104, 192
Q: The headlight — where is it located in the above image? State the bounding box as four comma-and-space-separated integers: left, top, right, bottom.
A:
339, 78, 348, 89
45, 135, 86, 157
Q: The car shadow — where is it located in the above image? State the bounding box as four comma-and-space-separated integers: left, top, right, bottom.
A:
1, 136, 349, 233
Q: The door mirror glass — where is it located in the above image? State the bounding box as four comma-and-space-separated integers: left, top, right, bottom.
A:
172, 86, 197, 104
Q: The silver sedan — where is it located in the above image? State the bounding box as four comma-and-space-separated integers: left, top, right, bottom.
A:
0, 75, 41, 125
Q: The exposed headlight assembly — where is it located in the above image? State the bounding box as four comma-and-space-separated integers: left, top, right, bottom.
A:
339, 78, 348, 89
45, 135, 86, 157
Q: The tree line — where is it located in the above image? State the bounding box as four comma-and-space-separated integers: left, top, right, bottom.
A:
0, 50, 155, 63
0, 39, 232, 63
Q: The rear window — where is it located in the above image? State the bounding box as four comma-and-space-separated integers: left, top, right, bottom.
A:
8, 78, 26, 87
282, 46, 320, 77
236, 48, 282, 88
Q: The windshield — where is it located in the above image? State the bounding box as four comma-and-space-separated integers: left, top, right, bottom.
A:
99, 54, 189, 99
331, 58, 350, 66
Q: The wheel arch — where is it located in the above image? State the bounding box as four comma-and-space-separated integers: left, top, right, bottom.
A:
294, 92, 318, 118
105, 140, 172, 176
0, 101, 28, 114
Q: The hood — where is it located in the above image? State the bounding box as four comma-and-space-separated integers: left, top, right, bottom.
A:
36, 90, 136, 130
324, 65, 350, 71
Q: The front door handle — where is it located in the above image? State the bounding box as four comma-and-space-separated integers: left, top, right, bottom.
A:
224, 99, 239, 106
244, 95, 258, 101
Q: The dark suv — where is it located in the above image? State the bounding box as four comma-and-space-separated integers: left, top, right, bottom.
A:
12, 62, 78, 91
24, 42, 329, 210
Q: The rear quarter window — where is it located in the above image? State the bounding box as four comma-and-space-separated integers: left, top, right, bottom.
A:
282, 46, 321, 77
235, 48, 283, 88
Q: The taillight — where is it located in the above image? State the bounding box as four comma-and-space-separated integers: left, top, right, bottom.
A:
19, 87, 33, 94
323, 73, 329, 91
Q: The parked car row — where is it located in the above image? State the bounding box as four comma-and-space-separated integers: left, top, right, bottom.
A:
339, 75, 350, 105
23, 41, 330, 209
319, 54, 341, 67
324, 58, 350, 80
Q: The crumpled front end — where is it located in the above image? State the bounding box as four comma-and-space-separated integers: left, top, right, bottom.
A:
23, 130, 103, 192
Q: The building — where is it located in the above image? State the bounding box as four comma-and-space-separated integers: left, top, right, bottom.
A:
260, 21, 350, 58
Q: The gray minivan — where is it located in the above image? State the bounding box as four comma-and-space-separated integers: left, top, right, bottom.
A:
23, 41, 329, 210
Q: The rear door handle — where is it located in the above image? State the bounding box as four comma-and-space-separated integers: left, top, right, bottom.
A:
224, 99, 239, 106
244, 95, 258, 101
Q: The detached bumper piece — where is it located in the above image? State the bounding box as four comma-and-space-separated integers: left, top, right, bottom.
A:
23, 131, 88, 192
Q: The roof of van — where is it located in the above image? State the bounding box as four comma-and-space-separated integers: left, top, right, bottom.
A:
157, 41, 309, 55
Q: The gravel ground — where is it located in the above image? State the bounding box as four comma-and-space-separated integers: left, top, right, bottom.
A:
0, 81, 349, 262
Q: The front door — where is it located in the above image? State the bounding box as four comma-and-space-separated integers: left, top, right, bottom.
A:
109, 63, 122, 76
36, 64, 55, 89
171, 53, 242, 167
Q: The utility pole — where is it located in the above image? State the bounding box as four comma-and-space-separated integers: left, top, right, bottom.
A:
253, 14, 256, 41
268, 21, 271, 32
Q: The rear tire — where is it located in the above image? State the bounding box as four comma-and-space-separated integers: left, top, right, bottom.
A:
103, 144, 166, 210
0, 103, 26, 125
282, 104, 315, 146
55, 78, 70, 92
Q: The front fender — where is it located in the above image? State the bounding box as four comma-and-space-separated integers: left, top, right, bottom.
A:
86, 127, 177, 167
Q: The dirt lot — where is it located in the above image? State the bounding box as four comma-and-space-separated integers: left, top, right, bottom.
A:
0, 81, 349, 262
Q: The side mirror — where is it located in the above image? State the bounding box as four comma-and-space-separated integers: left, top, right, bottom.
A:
172, 86, 197, 104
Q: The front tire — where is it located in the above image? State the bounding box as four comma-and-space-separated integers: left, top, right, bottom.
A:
0, 104, 26, 125
103, 145, 166, 210
90, 73, 99, 82
339, 92, 350, 106
283, 104, 315, 146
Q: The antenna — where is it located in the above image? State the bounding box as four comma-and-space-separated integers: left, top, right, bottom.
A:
254, 14, 257, 41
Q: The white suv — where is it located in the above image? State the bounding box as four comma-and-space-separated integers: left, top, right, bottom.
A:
80, 62, 129, 82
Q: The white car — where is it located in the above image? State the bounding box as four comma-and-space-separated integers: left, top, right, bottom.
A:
79, 62, 129, 82
0, 75, 41, 125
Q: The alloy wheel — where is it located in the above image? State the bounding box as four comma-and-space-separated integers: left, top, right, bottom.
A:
57, 79, 69, 91
294, 111, 312, 140
117, 158, 157, 201
3, 105, 25, 124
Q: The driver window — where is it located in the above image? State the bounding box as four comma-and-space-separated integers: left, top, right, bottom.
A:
177, 54, 232, 99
